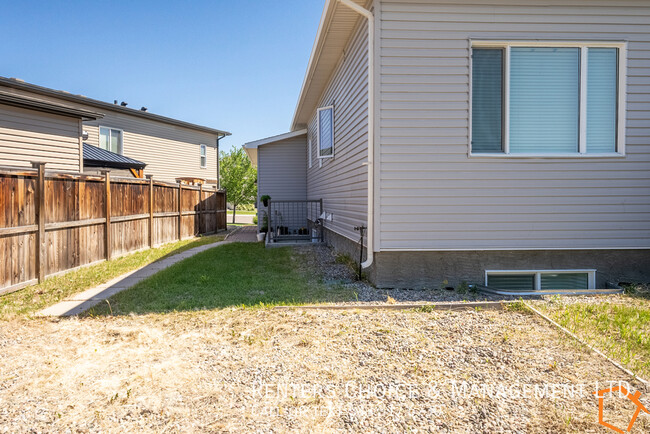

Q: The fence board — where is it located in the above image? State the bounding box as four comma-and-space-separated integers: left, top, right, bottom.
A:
0, 165, 226, 293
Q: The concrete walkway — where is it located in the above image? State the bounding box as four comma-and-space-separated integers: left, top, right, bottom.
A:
37, 228, 259, 317
225, 225, 258, 242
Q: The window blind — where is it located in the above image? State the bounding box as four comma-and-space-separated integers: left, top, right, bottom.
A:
471, 49, 503, 152
509, 47, 580, 153
487, 274, 535, 291
540, 273, 589, 290
587, 48, 618, 153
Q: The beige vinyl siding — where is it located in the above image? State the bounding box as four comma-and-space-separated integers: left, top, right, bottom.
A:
307, 18, 369, 243
379, 0, 650, 250
258, 136, 308, 202
83, 111, 218, 182
0, 85, 220, 182
0, 104, 81, 172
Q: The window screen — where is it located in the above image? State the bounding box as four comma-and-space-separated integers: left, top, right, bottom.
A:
318, 107, 333, 157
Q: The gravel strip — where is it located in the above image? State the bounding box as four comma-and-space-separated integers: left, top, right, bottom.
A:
294, 244, 520, 304
0, 309, 647, 432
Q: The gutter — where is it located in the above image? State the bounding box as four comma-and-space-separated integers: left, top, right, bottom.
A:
337, 0, 375, 269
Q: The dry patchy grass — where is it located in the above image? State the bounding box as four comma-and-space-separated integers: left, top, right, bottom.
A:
0, 309, 647, 433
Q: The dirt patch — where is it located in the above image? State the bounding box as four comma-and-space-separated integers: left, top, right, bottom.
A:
0, 309, 647, 432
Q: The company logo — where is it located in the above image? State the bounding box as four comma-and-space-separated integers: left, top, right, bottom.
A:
594, 386, 648, 433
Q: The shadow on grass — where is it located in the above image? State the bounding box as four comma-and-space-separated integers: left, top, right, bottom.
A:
85, 243, 355, 316
0, 233, 227, 319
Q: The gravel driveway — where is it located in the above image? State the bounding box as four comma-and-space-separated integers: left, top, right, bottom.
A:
0, 308, 647, 433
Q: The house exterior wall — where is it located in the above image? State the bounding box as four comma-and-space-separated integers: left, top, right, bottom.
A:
377, 0, 650, 251
256, 136, 308, 230
83, 112, 219, 182
257, 137, 308, 203
0, 104, 81, 172
306, 18, 370, 244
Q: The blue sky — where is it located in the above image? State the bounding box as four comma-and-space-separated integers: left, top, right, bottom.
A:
0, 1, 324, 150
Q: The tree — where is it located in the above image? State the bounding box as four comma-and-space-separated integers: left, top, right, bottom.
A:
219, 147, 257, 224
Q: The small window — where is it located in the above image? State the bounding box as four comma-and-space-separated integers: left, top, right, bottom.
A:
486, 269, 596, 291
471, 43, 624, 156
99, 127, 123, 154
200, 144, 207, 168
317, 106, 334, 158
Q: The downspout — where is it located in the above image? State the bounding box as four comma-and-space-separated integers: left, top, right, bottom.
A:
337, 0, 375, 269
216, 134, 222, 189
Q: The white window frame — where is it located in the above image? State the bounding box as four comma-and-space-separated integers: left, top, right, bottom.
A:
199, 144, 207, 169
316, 105, 334, 159
469, 40, 627, 159
485, 269, 596, 290
308, 138, 313, 168
99, 126, 124, 155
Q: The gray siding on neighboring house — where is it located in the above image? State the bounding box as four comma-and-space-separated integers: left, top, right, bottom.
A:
83, 112, 218, 182
378, 0, 650, 250
0, 104, 81, 172
307, 18, 370, 243
257, 136, 308, 203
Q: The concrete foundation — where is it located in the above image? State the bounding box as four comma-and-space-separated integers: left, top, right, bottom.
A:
371, 249, 650, 289
321, 227, 650, 289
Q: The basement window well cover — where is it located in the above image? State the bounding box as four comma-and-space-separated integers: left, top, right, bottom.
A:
486, 270, 595, 291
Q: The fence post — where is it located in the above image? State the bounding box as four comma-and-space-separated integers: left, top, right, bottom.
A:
147, 175, 154, 248
178, 182, 183, 240
31, 162, 46, 283
103, 170, 111, 261
198, 183, 203, 235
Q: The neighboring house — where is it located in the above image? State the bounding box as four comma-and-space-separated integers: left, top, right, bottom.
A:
0, 77, 230, 183
0, 90, 102, 172
245, 0, 650, 290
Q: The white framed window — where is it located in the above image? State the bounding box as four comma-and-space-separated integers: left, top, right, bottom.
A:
99, 126, 123, 155
317, 106, 334, 158
485, 269, 596, 291
308, 138, 313, 168
470, 41, 626, 157
200, 144, 207, 168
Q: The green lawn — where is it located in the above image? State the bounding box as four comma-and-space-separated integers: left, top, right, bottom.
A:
0, 234, 225, 319
86, 243, 353, 316
535, 291, 650, 379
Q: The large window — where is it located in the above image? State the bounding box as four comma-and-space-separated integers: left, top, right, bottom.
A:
471, 42, 625, 156
317, 106, 334, 158
99, 127, 123, 154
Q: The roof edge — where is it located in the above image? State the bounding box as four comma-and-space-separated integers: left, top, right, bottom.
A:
243, 129, 308, 149
290, 0, 336, 131
0, 77, 231, 137
0, 91, 103, 120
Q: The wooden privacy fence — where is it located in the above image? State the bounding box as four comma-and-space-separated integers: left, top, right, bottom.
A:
0, 163, 227, 295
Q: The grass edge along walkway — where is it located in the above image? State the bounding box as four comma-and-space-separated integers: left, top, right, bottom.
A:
0, 234, 226, 319
36, 238, 231, 317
